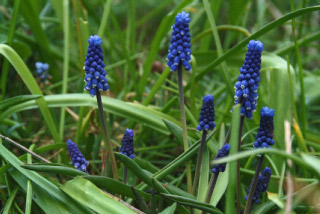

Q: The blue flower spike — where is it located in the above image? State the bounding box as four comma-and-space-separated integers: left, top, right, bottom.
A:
197, 95, 216, 131
66, 139, 88, 172
166, 11, 192, 72
245, 167, 272, 204
234, 40, 264, 119
120, 129, 134, 159
254, 107, 275, 148
211, 144, 230, 173
35, 62, 50, 81
83, 35, 109, 97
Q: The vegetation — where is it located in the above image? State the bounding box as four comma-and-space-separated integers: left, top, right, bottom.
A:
0, 0, 319, 213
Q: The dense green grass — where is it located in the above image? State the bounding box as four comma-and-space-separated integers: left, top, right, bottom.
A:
0, 0, 320, 213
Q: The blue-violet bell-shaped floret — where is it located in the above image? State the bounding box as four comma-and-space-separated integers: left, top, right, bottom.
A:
120, 129, 134, 159
166, 11, 192, 72
197, 95, 216, 131
234, 40, 264, 119
83, 35, 109, 97
211, 144, 230, 173
245, 167, 272, 204
66, 139, 88, 172
35, 62, 50, 81
254, 107, 275, 148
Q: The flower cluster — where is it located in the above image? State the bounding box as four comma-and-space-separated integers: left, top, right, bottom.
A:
35, 62, 50, 81
245, 167, 272, 204
83, 35, 109, 97
197, 95, 216, 131
120, 129, 134, 159
254, 107, 275, 148
166, 11, 192, 72
66, 139, 89, 172
234, 40, 264, 119
211, 144, 230, 173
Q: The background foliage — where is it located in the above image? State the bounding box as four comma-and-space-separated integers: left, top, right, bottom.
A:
0, 0, 319, 213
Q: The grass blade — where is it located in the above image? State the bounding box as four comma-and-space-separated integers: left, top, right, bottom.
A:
0, 44, 60, 143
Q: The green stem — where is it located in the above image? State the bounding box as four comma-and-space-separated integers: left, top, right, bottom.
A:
237, 116, 245, 214
59, 0, 70, 139
290, 0, 306, 137
192, 130, 207, 195
177, 63, 192, 193
96, 90, 118, 180
244, 155, 265, 214
205, 173, 219, 204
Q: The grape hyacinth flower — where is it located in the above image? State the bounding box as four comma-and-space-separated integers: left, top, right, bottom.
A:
83, 35, 109, 97
192, 95, 216, 194
197, 95, 216, 131
211, 144, 231, 173
35, 62, 50, 81
254, 107, 275, 148
120, 129, 134, 159
166, 11, 192, 72
66, 139, 88, 172
245, 167, 272, 204
234, 40, 264, 119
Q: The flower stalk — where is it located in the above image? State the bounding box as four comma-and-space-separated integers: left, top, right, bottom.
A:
177, 63, 192, 193
96, 90, 118, 180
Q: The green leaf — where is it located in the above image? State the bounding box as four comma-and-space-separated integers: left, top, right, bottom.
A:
159, 203, 177, 214
0, 44, 60, 143
61, 177, 137, 214
0, 94, 179, 136
83, 175, 151, 200
225, 105, 241, 214
0, 140, 93, 214
161, 194, 223, 214
0, 95, 40, 111
131, 186, 150, 213
21, 163, 87, 176
189, 5, 320, 88
301, 154, 320, 176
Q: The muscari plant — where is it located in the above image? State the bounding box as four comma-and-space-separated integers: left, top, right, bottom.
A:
3, 2, 317, 213
35, 62, 50, 83
120, 128, 134, 184
83, 35, 118, 180
167, 11, 193, 193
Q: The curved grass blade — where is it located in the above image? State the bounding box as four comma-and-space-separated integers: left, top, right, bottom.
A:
0, 44, 60, 143
0, 95, 40, 111
83, 175, 151, 200
21, 163, 87, 176
189, 5, 320, 88
161, 193, 223, 214
60, 176, 137, 214
0, 94, 179, 136
0, 140, 93, 214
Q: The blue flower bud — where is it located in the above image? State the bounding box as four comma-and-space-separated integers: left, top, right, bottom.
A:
83, 35, 109, 97
254, 107, 275, 148
120, 129, 134, 159
167, 11, 192, 72
234, 40, 264, 119
35, 62, 50, 82
66, 139, 88, 172
197, 95, 216, 131
211, 144, 230, 173
245, 167, 272, 204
